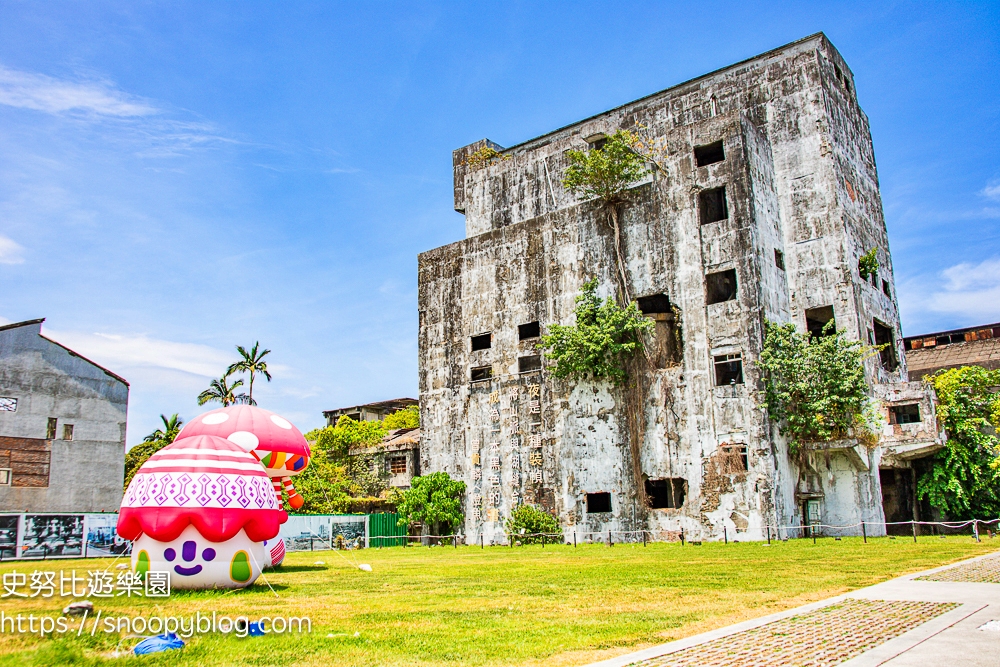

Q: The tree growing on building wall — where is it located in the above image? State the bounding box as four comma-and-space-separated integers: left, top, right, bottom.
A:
562, 130, 650, 302
539, 278, 653, 384
395, 472, 466, 535
918, 366, 1000, 520
758, 321, 883, 455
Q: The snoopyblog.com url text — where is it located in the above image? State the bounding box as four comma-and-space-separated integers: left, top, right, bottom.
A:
0, 611, 311, 637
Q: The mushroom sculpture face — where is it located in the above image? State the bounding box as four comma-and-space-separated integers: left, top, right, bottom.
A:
175, 405, 311, 511
117, 434, 284, 589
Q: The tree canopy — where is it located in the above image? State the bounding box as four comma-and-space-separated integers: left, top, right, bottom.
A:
396, 472, 466, 534
918, 366, 1000, 519
539, 278, 652, 385
758, 321, 881, 454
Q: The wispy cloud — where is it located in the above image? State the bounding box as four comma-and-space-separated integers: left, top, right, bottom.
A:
0, 235, 25, 264
900, 257, 1000, 326
0, 65, 157, 117
43, 329, 232, 379
981, 181, 1000, 201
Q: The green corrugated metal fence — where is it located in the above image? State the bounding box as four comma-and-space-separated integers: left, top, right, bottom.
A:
368, 512, 408, 547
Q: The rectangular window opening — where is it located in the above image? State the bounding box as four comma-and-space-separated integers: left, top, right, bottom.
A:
706, 269, 738, 305
645, 478, 687, 509
0, 469, 9, 486
889, 404, 921, 425
699, 187, 728, 225
46, 418, 57, 440
714, 354, 744, 386
471, 366, 493, 382
637, 294, 671, 315
721, 444, 749, 472
518, 321, 540, 340
881, 279, 891, 298
873, 319, 898, 371
62, 424, 74, 441
0, 398, 17, 412
389, 456, 407, 474
585, 492, 612, 513
471, 333, 492, 351
774, 249, 785, 271
518, 355, 542, 373
694, 140, 725, 167
805, 306, 836, 338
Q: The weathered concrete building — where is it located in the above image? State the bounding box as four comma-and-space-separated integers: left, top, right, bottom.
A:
418, 34, 938, 543
323, 398, 418, 426
0, 319, 128, 512
903, 322, 1000, 380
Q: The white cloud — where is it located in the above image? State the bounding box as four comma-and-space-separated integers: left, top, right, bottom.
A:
43, 329, 232, 379
0, 65, 157, 117
0, 235, 24, 264
982, 181, 1000, 201
924, 257, 1000, 321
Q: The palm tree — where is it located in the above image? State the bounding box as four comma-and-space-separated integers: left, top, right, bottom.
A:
143, 413, 183, 444
198, 375, 249, 407
227, 342, 272, 403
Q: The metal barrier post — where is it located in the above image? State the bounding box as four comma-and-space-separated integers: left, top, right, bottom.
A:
767, 525, 771, 545
573, 531, 577, 548
912, 520, 917, 543
680, 527, 685, 546
481, 533, 484, 549
973, 520, 980, 543
643, 530, 646, 547
724, 527, 728, 544
862, 521, 867, 544
607, 530, 612, 547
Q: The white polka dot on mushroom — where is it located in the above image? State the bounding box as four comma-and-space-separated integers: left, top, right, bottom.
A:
201, 412, 230, 425
270, 415, 293, 430
227, 431, 259, 451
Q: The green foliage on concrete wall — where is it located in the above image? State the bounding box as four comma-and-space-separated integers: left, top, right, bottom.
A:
383, 405, 420, 430
918, 366, 1000, 519
759, 321, 882, 455
858, 247, 879, 280
539, 278, 653, 385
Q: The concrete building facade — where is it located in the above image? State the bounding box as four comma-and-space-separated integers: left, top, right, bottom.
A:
417, 34, 938, 544
0, 319, 128, 513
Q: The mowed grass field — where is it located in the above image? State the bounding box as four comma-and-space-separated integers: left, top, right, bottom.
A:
0, 536, 995, 667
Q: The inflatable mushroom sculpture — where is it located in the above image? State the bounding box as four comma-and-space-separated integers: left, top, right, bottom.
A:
117, 434, 284, 589
174, 405, 311, 567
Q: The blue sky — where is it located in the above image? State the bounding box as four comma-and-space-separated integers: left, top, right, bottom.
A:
0, 2, 997, 446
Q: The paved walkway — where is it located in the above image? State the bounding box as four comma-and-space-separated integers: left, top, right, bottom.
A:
584, 550, 1000, 667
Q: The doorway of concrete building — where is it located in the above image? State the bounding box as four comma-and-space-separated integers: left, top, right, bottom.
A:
879, 467, 935, 535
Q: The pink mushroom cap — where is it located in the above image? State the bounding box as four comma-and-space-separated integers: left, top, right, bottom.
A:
175, 405, 311, 458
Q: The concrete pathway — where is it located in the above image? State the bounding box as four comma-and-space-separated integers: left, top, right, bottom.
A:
583, 550, 1000, 667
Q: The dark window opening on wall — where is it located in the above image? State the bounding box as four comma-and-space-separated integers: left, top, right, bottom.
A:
471, 366, 493, 382
882, 280, 892, 298
805, 306, 836, 338
699, 187, 728, 224
694, 140, 725, 167
518, 321, 540, 340
471, 333, 492, 351
46, 418, 57, 440
890, 404, 921, 425
586, 492, 612, 513
587, 134, 608, 151
637, 294, 682, 368
62, 424, 73, 441
774, 249, 785, 270
706, 269, 738, 305
518, 355, 542, 373
714, 354, 744, 386
873, 319, 898, 371
389, 456, 407, 474
637, 294, 671, 314
645, 478, 687, 509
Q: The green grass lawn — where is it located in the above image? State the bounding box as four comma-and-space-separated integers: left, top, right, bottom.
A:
0, 536, 995, 667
